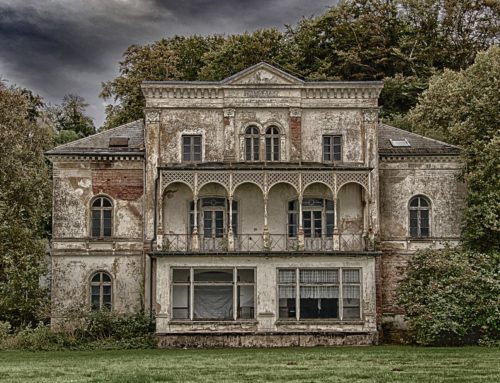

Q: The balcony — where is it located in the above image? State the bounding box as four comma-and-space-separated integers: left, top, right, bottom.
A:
159, 233, 367, 254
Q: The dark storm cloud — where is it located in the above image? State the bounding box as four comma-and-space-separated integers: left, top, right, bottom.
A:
0, 0, 334, 126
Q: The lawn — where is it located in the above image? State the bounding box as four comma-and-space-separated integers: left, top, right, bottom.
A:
0, 346, 499, 383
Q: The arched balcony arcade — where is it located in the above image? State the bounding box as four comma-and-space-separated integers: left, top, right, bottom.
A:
158, 169, 374, 253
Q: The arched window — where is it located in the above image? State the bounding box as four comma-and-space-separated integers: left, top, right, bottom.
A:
189, 197, 238, 237
90, 271, 112, 310
265, 126, 280, 161
245, 126, 260, 161
409, 196, 430, 238
91, 197, 112, 238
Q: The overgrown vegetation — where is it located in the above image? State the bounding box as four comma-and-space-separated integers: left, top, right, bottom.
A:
0, 311, 155, 351
398, 247, 500, 346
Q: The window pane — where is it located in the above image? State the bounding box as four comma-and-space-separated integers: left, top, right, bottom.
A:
215, 211, 224, 237
343, 285, 360, 319
419, 197, 429, 207
237, 269, 254, 283
172, 285, 190, 319
343, 269, 360, 283
103, 294, 112, 309
102, 285, 111, 295
326, 212, 334, 236
279, 298, 296, 318
409, 198, 419, 207
91, 273, 101, 282
238, 285, 254, 319
420, 227, 430, 237
102, 198, 112, 207
300, 269, 338, 283
194, 269, 233, 282
300, 298, 338, 319
245, 138, 252, 160
91, 293, 100, 310
173, 269, 190, 282
278, 270, 295, 284
102, 273, 111, 282
193, 286, 233, 320
253, 140, 259, 160
265, 137, 271, 161
203, 211, 212, 236
91, 285, 100, 295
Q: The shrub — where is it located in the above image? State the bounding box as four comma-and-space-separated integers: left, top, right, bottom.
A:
398, 247, 500, 345
0, 312, 156, 351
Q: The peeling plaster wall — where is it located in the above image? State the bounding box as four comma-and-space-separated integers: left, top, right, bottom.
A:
155, 256, 377, 334
378, 157, 465, 330
160, 109, 224, 163
51, 255, 143, 318
301, 110, 365, 163
50, 159, 145, 319
379, 158, 465, 243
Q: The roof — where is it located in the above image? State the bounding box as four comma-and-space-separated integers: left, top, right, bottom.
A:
378, 123, 460, 155
45, 120, 144, 156
44, 118, 459, 158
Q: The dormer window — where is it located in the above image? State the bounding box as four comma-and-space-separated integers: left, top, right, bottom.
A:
244, 126, 260, 161
182, 135, 202, 162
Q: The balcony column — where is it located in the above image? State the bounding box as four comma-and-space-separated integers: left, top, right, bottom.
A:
227, 195, 235, 251
191, 195, 200, 251
333, 197, 340, 251
297, 195, 305, 250
263, 195, 270, 250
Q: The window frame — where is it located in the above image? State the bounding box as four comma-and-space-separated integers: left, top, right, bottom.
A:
265, 126, 281, 161
322, 135, 342, 162
182, 135, 202, 163
287, 198, 335, 238
408, 195, 431, 238
90, 271, 113, 311
188, 197, 238, 236
277, 267, 362, 321
171, 267, 256, 321
244, 126, 260, 161
90, 196, 113, 239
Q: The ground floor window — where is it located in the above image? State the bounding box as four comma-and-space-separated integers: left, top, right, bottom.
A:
172, 267, 255, 320
278, 268, 361, 320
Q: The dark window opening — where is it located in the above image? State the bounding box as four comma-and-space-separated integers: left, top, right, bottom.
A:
323, 135, 342, 162
245, 126, 260, 161
182, 135, 202, 162
91, 197, 112, 238
409, 196, 430, 238
90, 271, 112, 311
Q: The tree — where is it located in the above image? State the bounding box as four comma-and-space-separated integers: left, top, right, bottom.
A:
0, 83, 52, 328
50, 94, 95, 145
398, 247, 500, 345
100, 35, 222, 130
406, 46, 500, 251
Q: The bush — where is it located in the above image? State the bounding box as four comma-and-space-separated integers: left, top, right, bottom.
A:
0, 312, 156, 351
398, 247, 500, 346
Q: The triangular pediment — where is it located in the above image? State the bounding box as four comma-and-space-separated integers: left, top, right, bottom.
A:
221, 62, 303, 85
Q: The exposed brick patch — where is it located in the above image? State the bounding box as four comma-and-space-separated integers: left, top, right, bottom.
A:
290, 116, 301, 160
92, 169, 143, 200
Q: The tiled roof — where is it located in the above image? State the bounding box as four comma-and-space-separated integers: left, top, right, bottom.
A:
378, 123, 460, 155
45, 120, 144, 156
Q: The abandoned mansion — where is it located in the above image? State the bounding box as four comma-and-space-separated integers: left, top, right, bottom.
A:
46, 63, 465, 346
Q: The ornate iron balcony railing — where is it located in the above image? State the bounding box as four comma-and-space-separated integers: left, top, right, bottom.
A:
160, 233, 366, 253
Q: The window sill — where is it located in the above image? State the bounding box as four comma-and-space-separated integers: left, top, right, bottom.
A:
276, 320, 364, 325
169, 320, 258, 325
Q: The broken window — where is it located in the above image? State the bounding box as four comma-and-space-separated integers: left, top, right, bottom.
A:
182, 135, 202, 162
288, 199, 334, 237
278, 268, 361, 320
409, 196, 430, 238
90, 271, 112, 310
172, 267, 255, 320
245, 126, 260, 161
265, 126, 280, 161
91, 196, 112, 238
323, 135, 342, 162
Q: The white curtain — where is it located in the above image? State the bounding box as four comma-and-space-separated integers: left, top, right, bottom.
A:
343, 269, 360, 283
300, 269, 338, 283
279, 285, 296, 299
278, 270, 295, 284
300, 286, 339, 299
343, 285, 360, 299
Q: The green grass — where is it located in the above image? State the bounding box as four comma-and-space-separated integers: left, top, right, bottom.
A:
0, 346, 499, 382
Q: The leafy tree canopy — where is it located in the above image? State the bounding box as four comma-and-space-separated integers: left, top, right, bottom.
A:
406, 46, 500, 251
0, 83, 52, 328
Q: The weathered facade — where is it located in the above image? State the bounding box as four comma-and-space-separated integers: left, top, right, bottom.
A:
46, 63, 464, 346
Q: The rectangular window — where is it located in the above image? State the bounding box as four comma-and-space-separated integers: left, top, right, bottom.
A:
323, 135, 342, 162
172, 268, 255, 320
278, 268, 361, 320
182, 135, 202, 162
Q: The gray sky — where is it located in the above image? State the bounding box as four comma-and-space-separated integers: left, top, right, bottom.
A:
0, 0, 335, 127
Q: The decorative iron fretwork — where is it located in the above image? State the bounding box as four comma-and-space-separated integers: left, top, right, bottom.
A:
336, 172, 369, 192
